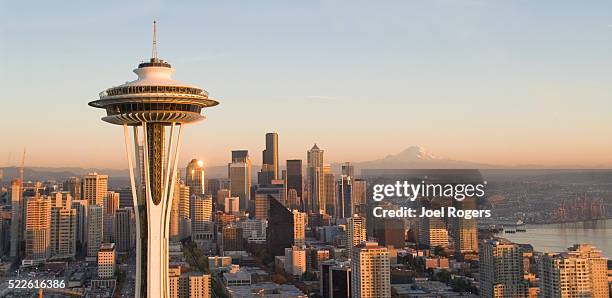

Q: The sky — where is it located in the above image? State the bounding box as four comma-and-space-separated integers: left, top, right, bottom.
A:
1, 0, 612, 169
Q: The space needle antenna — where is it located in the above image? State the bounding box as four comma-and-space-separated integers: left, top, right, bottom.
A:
152, 20, 158, 60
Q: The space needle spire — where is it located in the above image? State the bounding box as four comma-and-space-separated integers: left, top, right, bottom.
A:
89, 23, 219, 297
152, 20, 158, 61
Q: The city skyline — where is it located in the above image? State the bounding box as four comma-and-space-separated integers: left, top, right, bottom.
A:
3, 1, 612, 168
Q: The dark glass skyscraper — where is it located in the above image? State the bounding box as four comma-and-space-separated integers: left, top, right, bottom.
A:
286, 159, 303, 210
266, 198, 294, 256
258, 132, 279, 185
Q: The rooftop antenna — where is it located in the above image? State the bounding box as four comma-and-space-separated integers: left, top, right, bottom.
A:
152, 20, 158, 61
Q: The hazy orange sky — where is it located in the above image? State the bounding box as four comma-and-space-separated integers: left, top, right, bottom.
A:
1, 1, 612, 169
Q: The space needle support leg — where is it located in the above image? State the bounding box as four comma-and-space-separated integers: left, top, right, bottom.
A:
123, 124, 143, 298
161, 122, 183, 298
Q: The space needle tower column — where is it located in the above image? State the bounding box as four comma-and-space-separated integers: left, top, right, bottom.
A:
89, 22, 219, 297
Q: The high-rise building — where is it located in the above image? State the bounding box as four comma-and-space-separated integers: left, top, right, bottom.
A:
373, 217, 405, 249
186, 159, 205, 197
293, 210, 306, 248
254, 183, 285, 219
206, 178, 221, 196
480, 238, 528, 298
284, 246, 307, 276
191, 196, 213, 241
351, 241, 391, 298
187, 273, 211, 298
88, 22, 219, 297
283, 190, 295, 212
323, 165, 336, 216
337, 175, 352, 219
87, 205, 104, 260
63, 177, 82, 200
9, 180, 22, 257
254, 195, 270, 220
451, 198, 478, 254
224, 197, 240, 215
24, 195, 52, 263
341, 162, 354, 177
115, 207, 134, 252
177, 184, 191, 240
258, 132, 279, 185
170, 181, 181, 242
117, 188, 134, 209
321, 259, 352, 298
216, 188, 231, 208
348, 215, 366, 256
417, 216, 448, 248
71, 199, 88, 252
267, 198, 295, 256
229, 150, 251, 211
97, 243, 116, 279
168, 265, 182, 298
286, 159, 303, 210
103, 191, 120, 242
222, 225, 244, 252
82, 173, 108, 206
351, 179, 367, 216
237, 218, 266, 240
50, 193, 77, 259
307, 144, 325, 214
540, 244, 609, 298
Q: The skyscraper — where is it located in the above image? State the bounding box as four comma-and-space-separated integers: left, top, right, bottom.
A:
348, 215, 367, 257
229, 150, 251, 211
191, 195, 213, 241
341, 162, 354, 177
71, 199, 88, 253
373, 217, 405, 249
97, 243, 116, 279
307, 144, 324, 214
24, 195, 52, 264
540, 244, 609, 298
221, 225, 244, 252
337, 175, 352, 219
351, 179, 367, 216
9, 179, 22, 258
451, 198, 478, 255
351, 241, 391, 298
286, 159, 303, 210
87, 205, 104, 261
114, 207, 134, 253
169, 181, 181, 242
293, 210, 306, 248
267, 198, 295, 256
103, 191, 119, 243
323, 165, 336, 216
417, 216, 448, 248
82, 173, 108, 206
63, 177, 82, 200
177, 184, 191, 240
258, 132, 279, 185
480, 238, 528, 298
50, 193, 77, 259
186, 159, 205, 197
284, 246, 307, 276
88, 22, 219, 298
321, 259, 352, 298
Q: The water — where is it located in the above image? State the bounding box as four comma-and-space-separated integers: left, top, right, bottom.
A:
497, 219, 612, 257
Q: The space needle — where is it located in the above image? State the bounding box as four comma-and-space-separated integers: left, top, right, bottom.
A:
89, 22, 219, 297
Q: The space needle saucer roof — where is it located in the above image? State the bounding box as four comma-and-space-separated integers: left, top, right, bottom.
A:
88, 56, 219, 126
